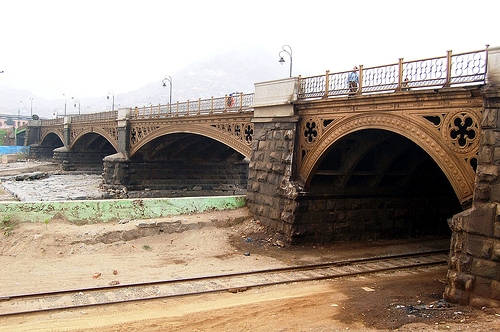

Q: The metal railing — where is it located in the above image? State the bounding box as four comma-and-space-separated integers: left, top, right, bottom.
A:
71, 110, 118, 123
37, 47, 489, 126
130, 92, 255, 120
40, 118, 64, 126
298, 47, 489, 99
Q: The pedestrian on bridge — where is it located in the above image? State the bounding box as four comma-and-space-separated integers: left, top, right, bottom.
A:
347, 66, 359, 94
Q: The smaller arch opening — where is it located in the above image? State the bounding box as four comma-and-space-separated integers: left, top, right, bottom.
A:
104, 133, 248, 197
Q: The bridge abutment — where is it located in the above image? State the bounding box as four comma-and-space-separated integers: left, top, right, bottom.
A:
445, 46, 500, 308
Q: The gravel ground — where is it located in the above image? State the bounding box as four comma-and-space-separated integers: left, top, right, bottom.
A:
0, 161, 104, 201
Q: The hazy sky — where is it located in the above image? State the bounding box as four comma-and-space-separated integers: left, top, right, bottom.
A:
1, 0, 499, 102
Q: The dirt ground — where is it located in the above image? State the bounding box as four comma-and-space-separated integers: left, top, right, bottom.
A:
1, 207, 499, 331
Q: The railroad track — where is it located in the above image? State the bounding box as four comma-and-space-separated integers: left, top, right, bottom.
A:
0, 250, 448, 316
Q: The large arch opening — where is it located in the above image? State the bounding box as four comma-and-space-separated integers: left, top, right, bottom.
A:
294, 129, 462, 242
124, 133, 248, 197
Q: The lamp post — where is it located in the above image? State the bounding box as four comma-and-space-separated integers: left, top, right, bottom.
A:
30, 97, 34, 117
107, 90, 114, 111
18, 100, 22, 122
278, 44, 293, 78
63, 93, 67, 116
72, 97, 81, 115
162, 75, 172, 108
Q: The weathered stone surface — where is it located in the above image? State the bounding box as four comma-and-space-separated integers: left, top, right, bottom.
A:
469, 294, 500, 308
481, 108, 498, 128
470, 258, 499, 280
478, 145, 493, 164
467, 203, 496, 236
493, 147, 500, 165
466, 236, 492, 259
489, 183, 500, 202
493, 241, 500, 261
477, 164, 499, 183
492, 280, 500, 300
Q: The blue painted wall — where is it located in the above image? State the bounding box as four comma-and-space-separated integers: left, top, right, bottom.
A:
0, 146, 30, 155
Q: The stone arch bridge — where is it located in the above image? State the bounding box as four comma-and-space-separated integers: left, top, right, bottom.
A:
24, 46, 500, 307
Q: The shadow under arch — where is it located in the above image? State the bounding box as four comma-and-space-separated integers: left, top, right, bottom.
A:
70, 132, 117, 154
298, 112, 476, 207
40, 130, 64, 147
129, 123, 252, 159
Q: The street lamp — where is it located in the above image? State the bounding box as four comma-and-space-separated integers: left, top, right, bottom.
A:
72, 97, 81, 115
63, 93, 67, 116
18, 100, 22, 122
107, 90, 114, 111
162, 75, 172, 107
278, 44, 293, 78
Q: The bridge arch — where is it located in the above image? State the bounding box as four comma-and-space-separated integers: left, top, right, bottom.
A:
40, 129, 64, 147
129, 123, 252, 159
69, 126, 118, 152
299, 111, 477, 206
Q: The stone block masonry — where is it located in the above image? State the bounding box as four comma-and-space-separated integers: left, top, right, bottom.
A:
246, 121, 297, 236
445, 46, 500, 307
102, 160, 248, 195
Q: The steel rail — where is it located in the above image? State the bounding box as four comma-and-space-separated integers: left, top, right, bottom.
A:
0, 250, 448, 317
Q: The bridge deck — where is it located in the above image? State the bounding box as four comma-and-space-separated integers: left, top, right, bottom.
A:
37, 47, 487, 126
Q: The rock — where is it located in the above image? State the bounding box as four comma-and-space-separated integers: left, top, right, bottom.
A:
275, 240, 285, 247
244, 252, 250, 256
228, 287, 248, 293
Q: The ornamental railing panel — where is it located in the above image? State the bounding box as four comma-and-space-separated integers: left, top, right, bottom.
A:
298, 47, 488, 99
130, 92, 255, 120
71, 110, 118, 123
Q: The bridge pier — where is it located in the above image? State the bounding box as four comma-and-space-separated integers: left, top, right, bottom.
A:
445, 46, 500, 308
102, 108, 132, 189
246, 78, 302, 240
24, 119, 54, 159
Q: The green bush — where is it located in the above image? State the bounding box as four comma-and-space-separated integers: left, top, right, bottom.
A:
2, 215, 15, 236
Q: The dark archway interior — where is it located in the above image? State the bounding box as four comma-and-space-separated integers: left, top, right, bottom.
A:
71, 133, 116, 154
56, 133, 116, 172
41, 133, 64, 149
132, 133, 245, 163
125, 133, 248, 195
30, 132, 64, 159
299, 129, 463, 241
